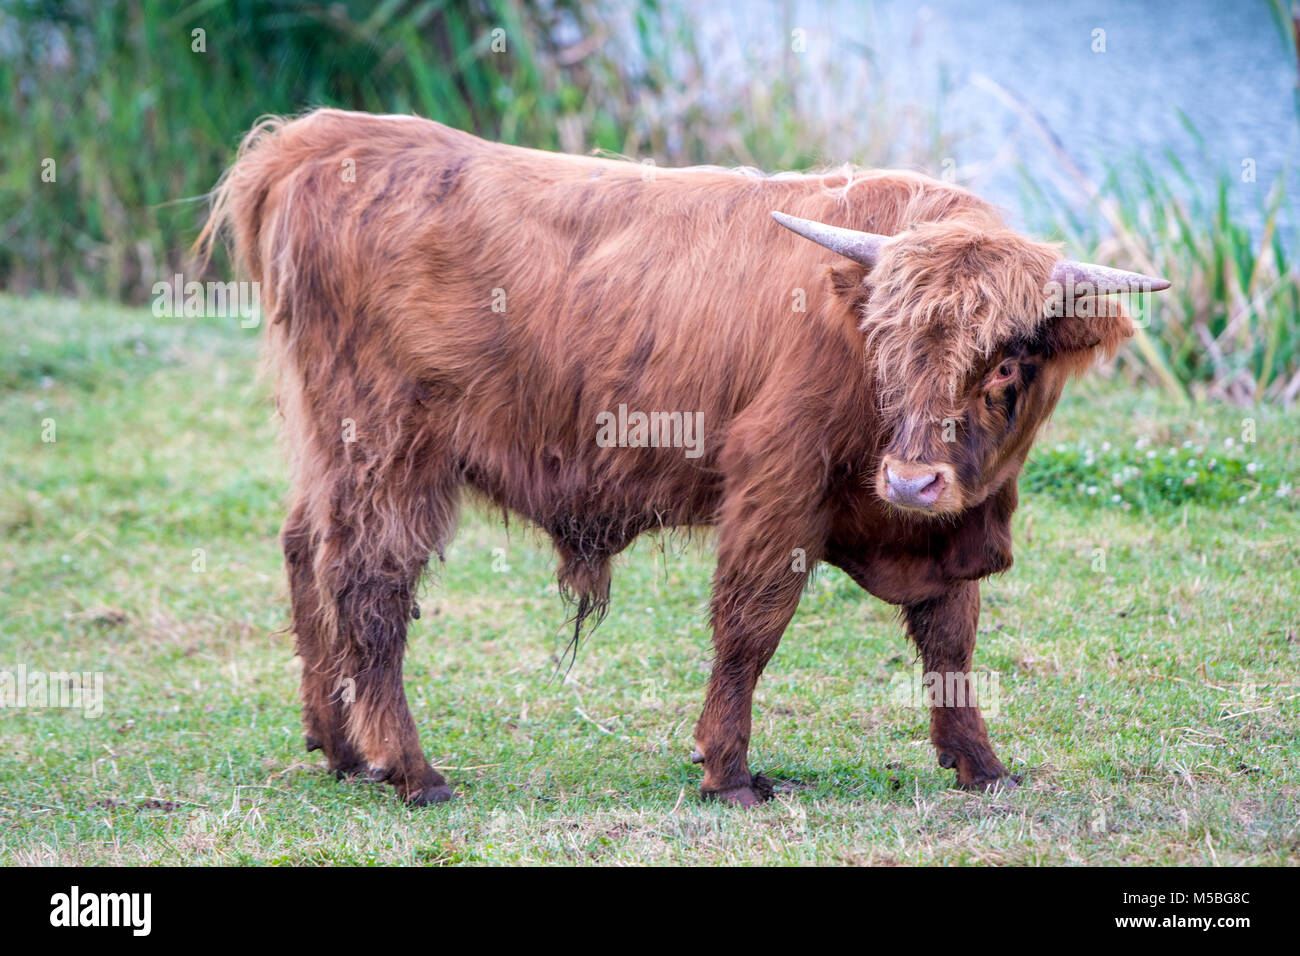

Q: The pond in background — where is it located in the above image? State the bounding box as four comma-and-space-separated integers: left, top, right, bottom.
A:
690, 0, 1299, 235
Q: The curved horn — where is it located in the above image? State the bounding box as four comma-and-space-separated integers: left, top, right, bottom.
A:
1050, 259, 1171, 294
771, 211, 888, 267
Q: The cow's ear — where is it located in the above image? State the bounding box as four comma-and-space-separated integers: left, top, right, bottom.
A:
1042, 297, 1134, 363
826, 264, 871, 302
1045, 312, 1103, 352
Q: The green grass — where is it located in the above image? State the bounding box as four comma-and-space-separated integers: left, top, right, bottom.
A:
1, 294, 1298, 865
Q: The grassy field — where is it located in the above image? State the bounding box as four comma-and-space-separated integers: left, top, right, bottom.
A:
1, 293, 1297, 865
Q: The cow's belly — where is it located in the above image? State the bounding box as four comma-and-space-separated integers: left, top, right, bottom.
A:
464, 452, 722, 557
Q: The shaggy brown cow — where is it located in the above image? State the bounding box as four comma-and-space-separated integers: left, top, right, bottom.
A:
198, 108, 1169, 807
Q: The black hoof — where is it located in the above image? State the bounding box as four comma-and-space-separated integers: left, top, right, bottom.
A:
330, 759, 369, 780
702, 773, 776, 808
959, 772, 1021, 793
405, 784, 455, 806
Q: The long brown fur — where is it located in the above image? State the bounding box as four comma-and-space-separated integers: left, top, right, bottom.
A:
197, 108, 1135, 805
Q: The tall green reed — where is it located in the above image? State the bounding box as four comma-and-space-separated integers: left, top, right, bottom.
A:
1, 0, 948, 303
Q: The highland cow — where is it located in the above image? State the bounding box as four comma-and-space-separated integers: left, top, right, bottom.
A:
198, 109, 1170, 806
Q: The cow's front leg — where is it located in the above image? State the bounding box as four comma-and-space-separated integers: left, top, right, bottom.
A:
903, 581, 1016, 791
694, 536, 816, 807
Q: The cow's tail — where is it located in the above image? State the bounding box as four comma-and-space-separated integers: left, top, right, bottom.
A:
194, 111, 456, 678
192, 113, 300, 297
193, 112, 353, 649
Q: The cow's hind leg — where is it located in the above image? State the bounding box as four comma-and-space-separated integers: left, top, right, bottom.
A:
284, 507, 365, 777
334, 559, 451, 805
339, 471, 461, 805
301, 459, 462, 805
904, 581, 1018, 791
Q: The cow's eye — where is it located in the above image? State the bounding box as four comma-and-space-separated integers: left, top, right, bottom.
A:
989, 361, 1016, 387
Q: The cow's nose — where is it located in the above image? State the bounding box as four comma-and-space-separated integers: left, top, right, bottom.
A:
884, 463, 946, 508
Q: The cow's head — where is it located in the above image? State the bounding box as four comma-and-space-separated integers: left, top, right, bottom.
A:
773, 210, 1171, 517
